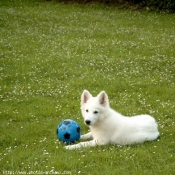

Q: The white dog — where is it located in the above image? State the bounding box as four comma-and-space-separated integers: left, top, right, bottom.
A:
65, 90, 160, 150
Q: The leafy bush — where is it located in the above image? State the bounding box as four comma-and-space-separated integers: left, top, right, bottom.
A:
57, 0, 175, 12
127, 0, 175, 12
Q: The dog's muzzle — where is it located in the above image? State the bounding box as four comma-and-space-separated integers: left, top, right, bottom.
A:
85, 120, 91, 125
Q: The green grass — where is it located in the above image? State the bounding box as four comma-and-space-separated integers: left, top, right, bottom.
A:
0, 0, 175, 174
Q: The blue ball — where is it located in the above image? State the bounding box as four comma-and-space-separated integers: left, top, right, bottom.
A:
57, 119, 81, 143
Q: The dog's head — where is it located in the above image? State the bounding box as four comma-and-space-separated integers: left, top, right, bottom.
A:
80, 90, 109, 126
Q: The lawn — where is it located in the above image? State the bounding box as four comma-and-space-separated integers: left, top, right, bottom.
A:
0, 0, 175, 174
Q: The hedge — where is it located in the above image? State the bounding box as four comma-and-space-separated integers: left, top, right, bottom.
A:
56, 0, 175, 12
126, 0, 175, 12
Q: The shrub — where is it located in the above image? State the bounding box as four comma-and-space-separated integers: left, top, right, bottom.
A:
127, 0, 175, 12
56, 0, 175, 12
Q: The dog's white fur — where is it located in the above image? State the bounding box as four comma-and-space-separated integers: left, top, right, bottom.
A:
65, 90, 159, 150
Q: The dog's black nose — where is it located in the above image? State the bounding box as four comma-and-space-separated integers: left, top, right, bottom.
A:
85, 120, 91, 125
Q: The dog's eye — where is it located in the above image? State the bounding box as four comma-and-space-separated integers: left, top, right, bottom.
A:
86, 109, 89, 112
94, 111, 98, 114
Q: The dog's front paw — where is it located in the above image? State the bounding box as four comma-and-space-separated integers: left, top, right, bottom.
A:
65, 144, 81, 150
65, 145, 73, 150
65, 145, 76, 150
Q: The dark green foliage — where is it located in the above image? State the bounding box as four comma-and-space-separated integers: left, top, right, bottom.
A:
128, 0, 175, 12
56, 0, 175, 12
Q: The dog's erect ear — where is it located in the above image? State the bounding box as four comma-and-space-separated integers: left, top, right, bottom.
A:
81, 90, 92, 105
98, 91, 109, 106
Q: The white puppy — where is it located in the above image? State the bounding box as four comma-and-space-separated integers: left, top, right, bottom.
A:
65, 90, 160, 150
